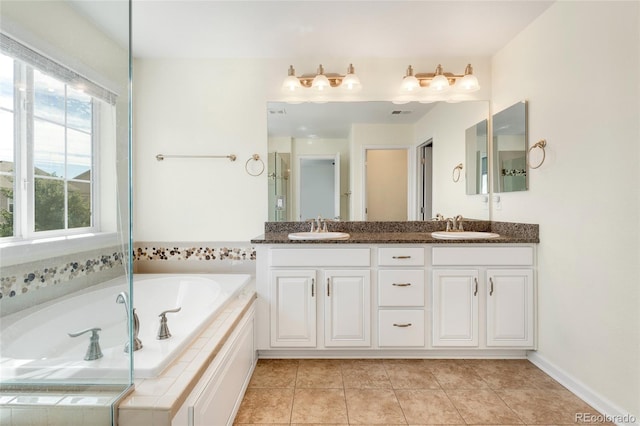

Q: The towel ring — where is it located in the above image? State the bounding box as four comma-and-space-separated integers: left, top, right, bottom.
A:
527, 139, 547, 169
245, 154, 265, 176
452, 163, 463, 183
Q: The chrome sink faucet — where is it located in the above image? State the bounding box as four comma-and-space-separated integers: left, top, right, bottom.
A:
446, 215, 465, 232
310, 216, 327, 233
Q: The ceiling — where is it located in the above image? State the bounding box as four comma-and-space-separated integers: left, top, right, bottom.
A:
69, 1, 553, 138
71, 0, 554, 59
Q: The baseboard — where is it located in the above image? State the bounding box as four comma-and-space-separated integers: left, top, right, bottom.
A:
527, 351, 639, 426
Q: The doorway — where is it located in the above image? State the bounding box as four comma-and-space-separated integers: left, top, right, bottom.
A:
364, 148, 409, 221
297, 154, 340, 220
417, 140, 433, 220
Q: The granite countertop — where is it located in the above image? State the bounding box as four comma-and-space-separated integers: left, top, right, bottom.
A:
251, 220, 539, 244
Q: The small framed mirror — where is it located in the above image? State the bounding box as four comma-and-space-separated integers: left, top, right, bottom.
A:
465, 119, 488, 195
492, 101, 528, 193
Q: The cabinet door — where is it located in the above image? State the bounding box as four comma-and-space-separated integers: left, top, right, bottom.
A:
432, 269, 479, 347
486, 269, 534, 347
270, 270, 317, 347
323, 270, 371, 347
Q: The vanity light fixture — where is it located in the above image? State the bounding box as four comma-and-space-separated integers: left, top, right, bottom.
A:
400, 63, 481, 94
282, 64, 362, 93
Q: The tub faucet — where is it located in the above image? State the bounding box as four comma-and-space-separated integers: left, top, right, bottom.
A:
157, 307, 182, 340
68, 327, 103, 361
116, 291, 143, 352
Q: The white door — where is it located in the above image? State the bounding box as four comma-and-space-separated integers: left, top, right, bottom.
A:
486, 269, 534, 347
323, 270, 371, 347
432, 269, 479, 347
270, 270, 317, 347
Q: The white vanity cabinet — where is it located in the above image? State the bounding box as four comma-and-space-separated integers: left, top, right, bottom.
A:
255, 242, 536, 355
266, 248, 372, 349
270, 270, 317, 347
431, 247, 535, 349
323, 270, 371, 347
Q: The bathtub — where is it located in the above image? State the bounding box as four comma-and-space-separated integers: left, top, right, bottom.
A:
0, 273, 251, 381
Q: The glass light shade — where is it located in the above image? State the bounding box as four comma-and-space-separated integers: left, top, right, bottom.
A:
455, 74, 480, 92
401, 75, 420, 92
312, 74, 330, 91
282, 75, 302, 92
341, 73, 361, 91
430, 74, 450, 92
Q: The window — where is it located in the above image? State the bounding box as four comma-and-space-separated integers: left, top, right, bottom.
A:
0, 34, 115, 240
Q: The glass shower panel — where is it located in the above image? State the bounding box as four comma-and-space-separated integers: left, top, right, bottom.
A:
268, 152, 290, 221
0, 0, 132, 423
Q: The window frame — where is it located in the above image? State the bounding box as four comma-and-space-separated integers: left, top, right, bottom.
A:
0, 52, 100, 242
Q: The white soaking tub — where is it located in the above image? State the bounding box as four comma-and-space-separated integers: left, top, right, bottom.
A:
0, 274, 251, 381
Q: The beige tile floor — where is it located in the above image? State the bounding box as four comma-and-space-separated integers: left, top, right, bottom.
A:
234, 359, 609, 425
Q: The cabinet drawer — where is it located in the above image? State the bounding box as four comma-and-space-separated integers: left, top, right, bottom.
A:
270, 248, 370, 267
378, 270, 425, 307
432, 246, 534, 266
378, 310, 425, 347
378, 247, 424, 266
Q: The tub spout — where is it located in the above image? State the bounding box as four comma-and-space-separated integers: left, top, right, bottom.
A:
68, 327, 103, 361
116, 291, 142, 352
157, 307, 182, 340
127, 309, 143, 353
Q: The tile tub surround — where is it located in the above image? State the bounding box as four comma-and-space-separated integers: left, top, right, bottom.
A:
235, 359, 609, 425
133, 243, 256, 262
0, 246, 125, 307
253, 220, 539, 244
117, 283, 256, 426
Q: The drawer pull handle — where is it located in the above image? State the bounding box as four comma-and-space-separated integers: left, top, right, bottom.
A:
489, 277, 494, 296
311, 278, 315, 297
392, 283, 412, 287
327, 278, 330, 297
393, 323, 412, 328
474, 277, 478, 296
392, 255, 411, 259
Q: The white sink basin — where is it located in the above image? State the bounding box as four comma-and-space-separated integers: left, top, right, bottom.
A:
288, 232, 351, 241
431, 231, 500, 240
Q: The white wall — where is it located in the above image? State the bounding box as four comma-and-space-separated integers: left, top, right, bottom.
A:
492, 1, 639, 418
414, 102, 489, 220
133, 57, 490, 240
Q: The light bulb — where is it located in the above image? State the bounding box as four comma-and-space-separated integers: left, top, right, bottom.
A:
312, 74, 330, 91
281, 65, 302, 92
429, 64, 450, 92
342, 64, 361, 91
312, 64, 330, 91
401, 65, 420, 92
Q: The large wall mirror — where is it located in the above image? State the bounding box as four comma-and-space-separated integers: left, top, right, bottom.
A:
267, 101, 490, 222
492, 101, 528, 193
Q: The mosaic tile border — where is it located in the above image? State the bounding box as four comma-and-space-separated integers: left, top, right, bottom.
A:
133, 245, 256, 262
0, 250, 124, 300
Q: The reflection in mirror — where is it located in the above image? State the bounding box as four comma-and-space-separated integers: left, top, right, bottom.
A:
492, 101, 528, 193
465, 119, 488, 195
267, 101, 490, 221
